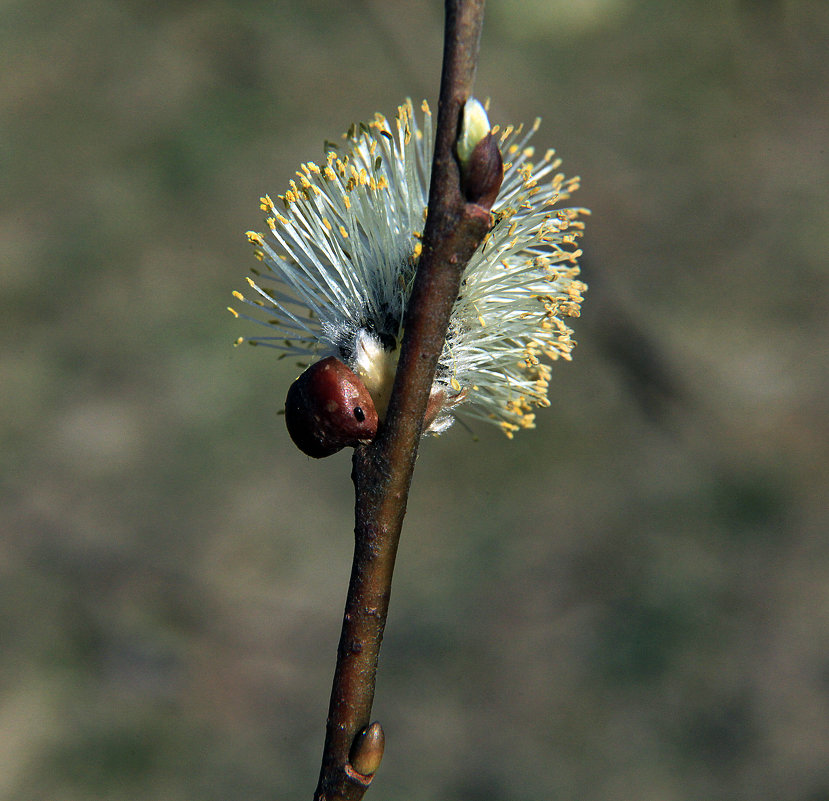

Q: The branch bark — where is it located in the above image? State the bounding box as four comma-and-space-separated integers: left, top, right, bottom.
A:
312, 2, 488, 799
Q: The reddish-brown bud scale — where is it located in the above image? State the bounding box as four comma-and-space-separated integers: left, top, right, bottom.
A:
460, 132, 503, 210
284, 357, 379, 458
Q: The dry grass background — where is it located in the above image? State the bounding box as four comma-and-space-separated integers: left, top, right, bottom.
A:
2, 1, 828, 799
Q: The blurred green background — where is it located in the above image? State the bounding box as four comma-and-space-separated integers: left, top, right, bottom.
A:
2, 0, 828, 799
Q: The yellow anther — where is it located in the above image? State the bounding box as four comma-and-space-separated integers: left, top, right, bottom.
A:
227, 307, 239, 317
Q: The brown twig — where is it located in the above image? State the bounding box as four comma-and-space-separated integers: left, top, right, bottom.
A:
312, 2, 488, 799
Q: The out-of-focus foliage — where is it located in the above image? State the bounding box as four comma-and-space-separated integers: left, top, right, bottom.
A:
2, 1, 827, 800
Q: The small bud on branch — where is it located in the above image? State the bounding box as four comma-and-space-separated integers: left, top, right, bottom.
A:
456, 97, 503, 210
349, 721, 385, 777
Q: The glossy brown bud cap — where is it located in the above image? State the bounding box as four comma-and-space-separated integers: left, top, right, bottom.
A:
284, 357, 379, 458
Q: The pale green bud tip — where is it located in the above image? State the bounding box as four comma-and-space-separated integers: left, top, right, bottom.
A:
456, 97, 491, 164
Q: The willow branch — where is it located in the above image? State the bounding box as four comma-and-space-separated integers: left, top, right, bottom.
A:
312, 2, 488, 800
